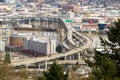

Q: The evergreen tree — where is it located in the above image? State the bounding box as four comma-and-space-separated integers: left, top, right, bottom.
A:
86, 19, 120, 80
0, 54, 14, 80
56, 45, 62, 53
38, 75, 46, 80
0, 62, 13, 80
86, 50, 118, 80
71, 62, 79, 71
4, 52, 11, 64
41, 61, 69, 80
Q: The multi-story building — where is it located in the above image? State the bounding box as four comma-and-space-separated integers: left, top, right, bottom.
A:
9, 33, 28, 48
9, 32, 57, 55
23, 35, 57, 55
0, 24, 13, 46
60, 11, 75, 19
61, 4, 79, 13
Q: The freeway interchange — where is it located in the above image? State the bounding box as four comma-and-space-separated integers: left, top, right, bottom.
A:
11, 18, 92, 66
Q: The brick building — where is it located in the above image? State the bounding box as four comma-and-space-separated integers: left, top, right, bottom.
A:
35, 0, 45, 3
61, 4, 79, 13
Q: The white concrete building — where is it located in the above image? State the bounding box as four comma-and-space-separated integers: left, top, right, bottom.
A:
73, 24, 82, 31
66, 11, 75, 19
0, 24, 13, 46
60, 11, 75, 19
23, 36, 57, 55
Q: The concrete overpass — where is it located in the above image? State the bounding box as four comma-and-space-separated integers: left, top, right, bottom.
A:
11, 32, 92, 66
9, 17, 92, 67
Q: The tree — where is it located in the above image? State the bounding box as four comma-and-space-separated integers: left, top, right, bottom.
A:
0, 62, 15, 80
71, 62, 79, 71
40, 61, 69, 80
86, 19, 120, 80
86, 50, 118, 80
56, 45, 62, 53
0, 54, 14, 80
38, 75, 46, 80
4, 52, 11, 64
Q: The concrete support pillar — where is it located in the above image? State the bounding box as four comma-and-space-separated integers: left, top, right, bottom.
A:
53, 32, 55, 37
17, 19, 19, 25
89, 47, 93, 51
72, 54, 74, 60
78, 52, 80, 60
51, 32, 52, 37
38, 63, 41, 69
29, 18, 31, 25
89, 31, 91, 35
53, 19, 54, 29
80, 52, 83, 59
47, 19, 48, 28
69, 55, 72, 60
84, 49, 87, 54
45, 61, 47, 69
64, 56, 67, 60
25, 64, 28, 70
39, 18, 41, 26
25, 64, 28, 75
80, 52, 83, 60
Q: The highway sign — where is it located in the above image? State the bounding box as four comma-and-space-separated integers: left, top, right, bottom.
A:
66, 19, 72, 23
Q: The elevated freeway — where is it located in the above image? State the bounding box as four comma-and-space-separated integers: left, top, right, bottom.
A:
11, 42, 91, 66
10, 18, 92, 66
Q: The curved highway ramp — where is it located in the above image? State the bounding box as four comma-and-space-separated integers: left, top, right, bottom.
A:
11, 18, 92, 66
